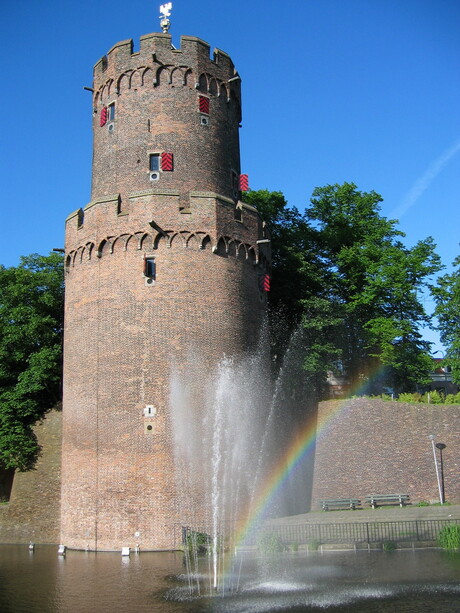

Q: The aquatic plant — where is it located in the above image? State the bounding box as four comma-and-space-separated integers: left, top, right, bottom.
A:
438, 524, 460, 549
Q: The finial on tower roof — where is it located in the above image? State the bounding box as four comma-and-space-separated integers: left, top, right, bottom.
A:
159, 3, 172, 33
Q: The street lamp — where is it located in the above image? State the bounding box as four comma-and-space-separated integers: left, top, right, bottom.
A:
435, 443, 447, 504
428, 435, 443, 503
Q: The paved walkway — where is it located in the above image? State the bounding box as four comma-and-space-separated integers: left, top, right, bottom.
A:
269, 504, 460, 525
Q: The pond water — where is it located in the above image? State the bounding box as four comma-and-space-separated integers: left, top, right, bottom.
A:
0, 545, 459, 612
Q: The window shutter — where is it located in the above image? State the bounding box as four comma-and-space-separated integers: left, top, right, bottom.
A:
161, 152, 174, 171
100, 107, 108, 126
239, 174, 249, 191
258, 274, 270, 292
199, 96, 210, 115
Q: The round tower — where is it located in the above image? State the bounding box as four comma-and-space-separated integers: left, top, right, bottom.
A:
61, 31, 270, 551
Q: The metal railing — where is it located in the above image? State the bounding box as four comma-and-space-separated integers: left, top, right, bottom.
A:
261, 518, 460, 545
175, 518, 460, 547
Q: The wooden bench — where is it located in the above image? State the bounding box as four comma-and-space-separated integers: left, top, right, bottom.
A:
320, 498, 361, 511
365, 494, 410, 509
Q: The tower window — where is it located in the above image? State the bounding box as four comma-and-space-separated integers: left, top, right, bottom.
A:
108, 102, 115, 121
144, 257, 156, 279
149, 154, 160, 171
149, 152, 174, 180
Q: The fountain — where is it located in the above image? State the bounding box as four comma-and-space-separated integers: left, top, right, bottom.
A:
166, 335, 460, 612
170, 327, 315, 596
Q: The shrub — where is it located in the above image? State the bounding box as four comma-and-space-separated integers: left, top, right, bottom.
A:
382, 540, 397, 551
445, 393, 460, 405
416, 501, 430, 507
438, 524, 460, 549
257, 532, 285, 555
308, 539, 321, 551
185, 530, 211, 554
398, 393, 420, 403
422, 390, 444, 404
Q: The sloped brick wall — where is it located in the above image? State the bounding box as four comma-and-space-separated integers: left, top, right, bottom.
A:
311, 398, 460, 508
0, 409, 61, 544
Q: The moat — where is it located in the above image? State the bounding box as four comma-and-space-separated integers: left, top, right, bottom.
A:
1, 545, 459, 612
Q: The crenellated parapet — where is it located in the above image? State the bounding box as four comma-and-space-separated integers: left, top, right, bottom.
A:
94, 33, 236, 81
65, 189, 265, 261
93, 33, 240, 107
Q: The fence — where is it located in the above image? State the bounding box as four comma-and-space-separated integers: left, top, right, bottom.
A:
260, 518, 460, 546
175, 518, 460, 548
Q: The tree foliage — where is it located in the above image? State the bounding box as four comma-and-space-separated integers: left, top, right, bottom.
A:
0, 253, 64, 470
247, 183, 442, 397
432, 255, 460, 384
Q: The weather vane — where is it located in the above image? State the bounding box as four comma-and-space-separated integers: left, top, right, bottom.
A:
159, 3, 173, 33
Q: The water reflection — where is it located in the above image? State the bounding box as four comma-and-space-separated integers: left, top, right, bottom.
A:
0, 545, 459, 612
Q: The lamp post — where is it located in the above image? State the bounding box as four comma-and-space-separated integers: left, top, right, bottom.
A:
428, 435, 443, 503
435, 443, 446, 504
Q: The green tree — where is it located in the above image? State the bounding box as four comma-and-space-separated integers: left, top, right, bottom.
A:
246, 184, 442, 396
0, 253, 64, 471
304, 183, 442, 393
243, 190, 337, 397
432, 255, 460, 384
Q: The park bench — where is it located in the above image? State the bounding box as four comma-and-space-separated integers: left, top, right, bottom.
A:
365, 494, 410, 509
320, 498, 361, 511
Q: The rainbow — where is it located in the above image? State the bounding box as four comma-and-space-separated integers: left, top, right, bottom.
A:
233, 364, 389, 547
233, 406, 325, 547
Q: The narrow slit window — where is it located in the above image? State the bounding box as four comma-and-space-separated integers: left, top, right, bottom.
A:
108, 102, 115, 121
144, 257, 156, 279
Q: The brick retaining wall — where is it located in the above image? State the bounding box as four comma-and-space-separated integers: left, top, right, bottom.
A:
0, 409, 61, 544
311, 398, 460, 509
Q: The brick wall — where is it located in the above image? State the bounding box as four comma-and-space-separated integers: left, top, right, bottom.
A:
311, 398, 460, 508
0, 409, 61, 544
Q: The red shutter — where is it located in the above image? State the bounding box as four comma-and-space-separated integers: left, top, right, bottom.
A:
100, 106, 108, 126
199, 96, 210, 115
161, 152, 174, 171
258, 274, 270, 292
239, 174, 249, 191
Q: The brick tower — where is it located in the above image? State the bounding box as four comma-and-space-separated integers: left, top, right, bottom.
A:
61, 30, 270, 551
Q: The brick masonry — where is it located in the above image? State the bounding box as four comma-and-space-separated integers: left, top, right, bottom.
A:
0, 409, 61, 544
311, 398, 460, 508
60, 32, 270, 551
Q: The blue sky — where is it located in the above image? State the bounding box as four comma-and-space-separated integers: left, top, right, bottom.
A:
1, 0, 459, 350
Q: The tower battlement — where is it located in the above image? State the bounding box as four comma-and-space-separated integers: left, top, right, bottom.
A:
94, 33, 237, 88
